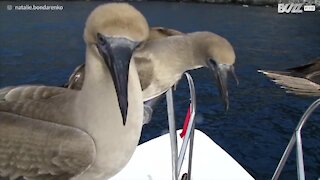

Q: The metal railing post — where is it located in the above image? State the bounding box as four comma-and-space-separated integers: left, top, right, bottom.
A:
166, 73, 197, 180
296, 131, 305, 180
271, 135, 296, 180
272, 98, 320, 180
187, 121, 195, 180
166, 88, 178, 180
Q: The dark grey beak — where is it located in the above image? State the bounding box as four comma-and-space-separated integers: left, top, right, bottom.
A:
96, 33, 138, 126
207, 59, 238, 111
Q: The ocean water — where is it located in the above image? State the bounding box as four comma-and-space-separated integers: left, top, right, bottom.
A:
0, 1, 319, 179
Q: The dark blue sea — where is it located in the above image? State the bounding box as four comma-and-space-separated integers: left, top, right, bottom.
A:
0, 1, 319, 179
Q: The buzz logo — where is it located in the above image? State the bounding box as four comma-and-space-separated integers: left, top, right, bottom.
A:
278, 3, 316, 13
278, 3, 303, 13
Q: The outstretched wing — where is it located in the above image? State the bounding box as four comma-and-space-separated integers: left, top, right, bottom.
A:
286, 59, 320, 84
0, 112, 96, 180
258, 70, 320, 96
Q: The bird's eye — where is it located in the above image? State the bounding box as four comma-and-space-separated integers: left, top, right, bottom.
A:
97, 33, 106, 46
135, 42, 143, 50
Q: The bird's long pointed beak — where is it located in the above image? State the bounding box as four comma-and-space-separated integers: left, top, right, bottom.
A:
207, 59, 238, 111
96, 33, 138, 126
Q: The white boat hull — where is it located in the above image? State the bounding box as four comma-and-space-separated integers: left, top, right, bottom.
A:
111, 129, 254, 180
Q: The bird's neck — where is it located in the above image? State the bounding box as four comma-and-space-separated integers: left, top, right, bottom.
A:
81, 47, 112, 94
73, 46, 144, 178
188, 33, 208, 61
75, 47, 117, 120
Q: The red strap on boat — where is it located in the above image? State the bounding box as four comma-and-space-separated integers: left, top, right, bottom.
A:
180, 104, 191, 138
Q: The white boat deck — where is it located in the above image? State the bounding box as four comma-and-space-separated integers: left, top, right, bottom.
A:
111, 129, 254, 180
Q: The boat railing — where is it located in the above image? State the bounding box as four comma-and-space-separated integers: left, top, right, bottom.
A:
166, 72, 196, 180
272, 98, 320, 180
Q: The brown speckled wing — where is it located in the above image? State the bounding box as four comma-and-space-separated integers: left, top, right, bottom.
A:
0, 112, 95, 180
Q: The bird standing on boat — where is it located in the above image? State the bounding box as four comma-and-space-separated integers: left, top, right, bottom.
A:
259, 58, 320, 96
65, 30, 238, 124
0, 3, 148, 180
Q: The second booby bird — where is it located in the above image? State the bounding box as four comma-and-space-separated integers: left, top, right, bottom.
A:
135, 31, 238, 110
0, 3, 148, 180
